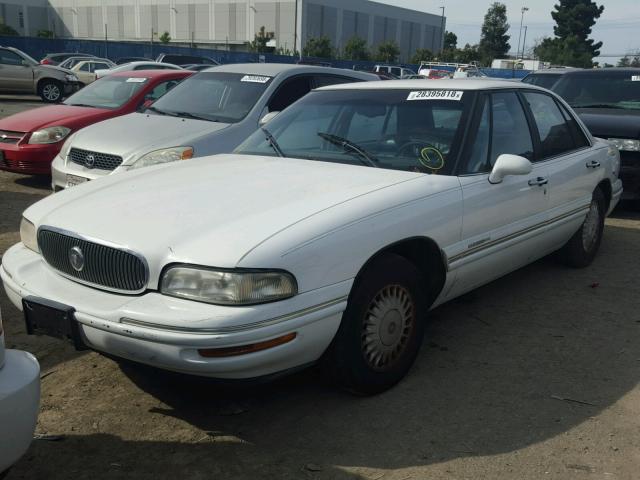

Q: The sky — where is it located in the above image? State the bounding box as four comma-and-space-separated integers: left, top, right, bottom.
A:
379, 0, 639, 62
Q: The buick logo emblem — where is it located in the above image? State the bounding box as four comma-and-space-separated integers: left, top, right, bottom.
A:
85, 154, 95, 169
68, 246, 85, 272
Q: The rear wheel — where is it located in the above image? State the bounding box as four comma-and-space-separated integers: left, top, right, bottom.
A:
560, 188, 606, 268
322, 253, 426, 395
38, 79, 63, 103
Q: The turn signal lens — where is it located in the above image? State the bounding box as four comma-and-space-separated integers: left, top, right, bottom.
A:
198, 332, 296, 358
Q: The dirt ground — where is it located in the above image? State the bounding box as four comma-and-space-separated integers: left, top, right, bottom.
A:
1, 97, 640, 480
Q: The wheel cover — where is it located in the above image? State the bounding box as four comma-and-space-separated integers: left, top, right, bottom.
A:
361, 284, 415, 371
582, 200, 601, 251
43, 84, 60, 101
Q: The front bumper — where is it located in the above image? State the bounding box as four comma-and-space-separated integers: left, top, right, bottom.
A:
1, 243, 349, 379
0, 142, 62, 175
51, 153, 120, 190
63, 81, 82, 96
0, 346, 40, 473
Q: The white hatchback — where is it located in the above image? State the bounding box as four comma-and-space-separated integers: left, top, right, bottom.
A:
2, 80, 622, 394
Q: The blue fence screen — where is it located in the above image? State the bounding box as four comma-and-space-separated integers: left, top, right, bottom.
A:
0, 35, 531, 78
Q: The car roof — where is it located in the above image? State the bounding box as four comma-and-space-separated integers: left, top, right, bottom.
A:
110, 70, 191, 79
526, 68, 579, 75
316, 78, 550, 92
561, 67, 640, 76
198, 62, 377, 80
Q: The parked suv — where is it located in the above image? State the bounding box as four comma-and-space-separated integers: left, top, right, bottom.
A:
373, 65, 415, 78
51, 64, 377, 189
551, 68, 640, 201
0, 47, 81, 102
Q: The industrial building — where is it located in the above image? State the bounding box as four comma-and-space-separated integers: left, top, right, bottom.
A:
0, 0, 446, 61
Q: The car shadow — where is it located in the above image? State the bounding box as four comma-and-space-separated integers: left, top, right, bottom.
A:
13, 175, 52, 191
0, 190, 48, 237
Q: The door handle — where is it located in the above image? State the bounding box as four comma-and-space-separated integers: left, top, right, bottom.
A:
586, 160, 601, 169
528, 176, 548, 187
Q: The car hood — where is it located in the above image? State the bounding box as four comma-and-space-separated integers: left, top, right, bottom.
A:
25, 154, 421, 284
574, 108, 640, 139
70, 112, 230, 163
0, 104, 106, 132
38, 64, 74, 75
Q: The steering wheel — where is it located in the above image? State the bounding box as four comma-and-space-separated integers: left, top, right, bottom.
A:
397, 141, 446, 171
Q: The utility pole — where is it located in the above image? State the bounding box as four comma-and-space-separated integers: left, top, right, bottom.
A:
294, 0, 299, 59
521, 25, 528, 60
104, 24, 108, 58
515, 6, 528, 59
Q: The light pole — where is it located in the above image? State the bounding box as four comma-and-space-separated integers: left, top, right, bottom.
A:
439, 6, 445, 54
521, 25, 528, 60
515, 6, 528, 59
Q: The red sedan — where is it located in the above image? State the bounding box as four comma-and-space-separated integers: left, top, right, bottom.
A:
0, 69, 192, 175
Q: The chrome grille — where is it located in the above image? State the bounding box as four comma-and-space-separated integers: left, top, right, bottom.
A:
69, 147, 123, 171
0, 129, 25, 144
38, 228, 148, 293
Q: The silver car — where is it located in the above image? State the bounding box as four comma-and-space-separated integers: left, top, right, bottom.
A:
51, 63, 378, 190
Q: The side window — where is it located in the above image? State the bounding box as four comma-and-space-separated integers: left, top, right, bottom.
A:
391, 67, 401, 77
145, 80, 179, 101
464, 96, 491, 174
94, 63, 111, 71
0, 50, 24, 66
314, 75, 358, 88
490, 92, 534, 164
267, 76, 312, 112
557, 100, 590, 149
79, 62, 91, 72
522, 91, 576, 158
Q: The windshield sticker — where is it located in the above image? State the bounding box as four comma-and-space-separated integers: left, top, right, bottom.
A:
241, 75, 271, 83
126, 77, 147, 83
407, 90, 463, 101
632, 76, 640, 82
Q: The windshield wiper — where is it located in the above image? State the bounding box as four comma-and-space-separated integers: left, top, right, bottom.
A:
573, 103, 626, 109
145, 106, 171, 116
317, 132, 378, 168
261, 127, 284, 157
65, 103, 98, 108
165, 110, 215, 122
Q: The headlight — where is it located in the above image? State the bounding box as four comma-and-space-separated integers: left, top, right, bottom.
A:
29, 126, 71, 144
20, 217, 39, 253
608, 138, 640, 152
129, 146, 194, 170
65, 74, 78, 82
160, 266, 297, 305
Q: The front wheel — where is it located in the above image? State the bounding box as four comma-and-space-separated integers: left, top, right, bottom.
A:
560, 188, 606, 268
39, 80, 63, 103
321, 253, 426, 395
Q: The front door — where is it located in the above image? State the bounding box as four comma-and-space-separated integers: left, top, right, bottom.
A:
0, 49, 32, 93
446, 91, 551, 298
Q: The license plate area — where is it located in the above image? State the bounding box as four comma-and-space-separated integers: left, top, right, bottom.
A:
66, 174, 88, 188
23, 296, 88, 350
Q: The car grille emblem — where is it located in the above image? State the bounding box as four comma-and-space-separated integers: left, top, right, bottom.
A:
85, 154, 95, 169
68, 246, 85, 272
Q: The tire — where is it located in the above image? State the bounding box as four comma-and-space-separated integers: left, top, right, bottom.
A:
38, 79, 63, 103
321, 253, 426, 395
560, 188, 606, 268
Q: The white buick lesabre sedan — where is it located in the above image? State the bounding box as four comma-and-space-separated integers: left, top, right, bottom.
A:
1, 80, 622, 394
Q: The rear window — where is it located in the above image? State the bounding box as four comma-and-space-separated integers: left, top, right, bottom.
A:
553, 71, 640, 110
521, 73, 562, 90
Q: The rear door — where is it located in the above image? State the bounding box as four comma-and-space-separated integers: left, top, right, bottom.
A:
449, 91, 550, 297
519, 90, 598, 245
0, 49, 32, 92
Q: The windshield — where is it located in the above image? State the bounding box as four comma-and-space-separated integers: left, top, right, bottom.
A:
236, 89, 472, 174
522, 73, 561, 89
553, 72, 640, 110
150, 72, 271, 123
63, 76, 147, 109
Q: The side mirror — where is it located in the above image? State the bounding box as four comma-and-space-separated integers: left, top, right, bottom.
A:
488, 154, 532, 184
259, 111, 280, 127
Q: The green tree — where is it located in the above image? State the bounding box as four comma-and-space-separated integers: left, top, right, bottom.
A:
478, 2, 510, 65
443, 31, 458, 51
159, 31, 171, 44
343, 36, 370, 61
302, 36, 333, 58
250, 26, 273, 53
456, 43, 481, 64
37, 29, 54, 38
534, 0, 604, 68
410, 48, 433, 64
0, 23, 19, 36
617, 54, 640, 67
375, 40, 400, 62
